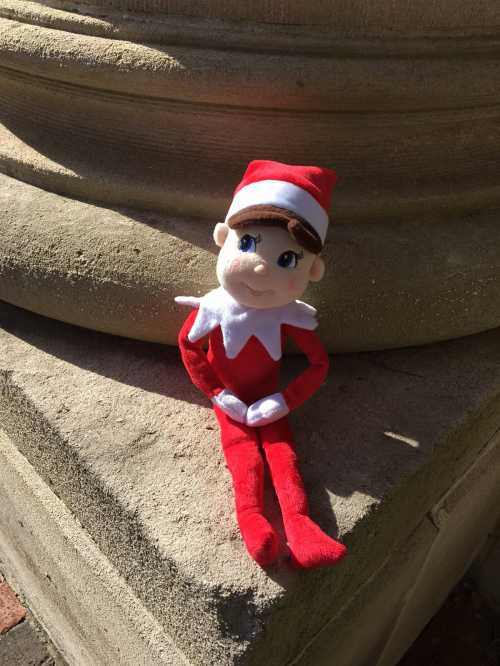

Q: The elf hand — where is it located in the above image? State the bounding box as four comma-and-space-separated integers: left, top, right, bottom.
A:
211, 389, 248, 424
246, 392, 290, 427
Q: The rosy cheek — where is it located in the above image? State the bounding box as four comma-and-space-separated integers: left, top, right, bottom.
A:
288, 277, 297, 291
229, 258, 241, 272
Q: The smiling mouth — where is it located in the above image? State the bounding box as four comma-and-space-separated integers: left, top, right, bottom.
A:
245, 284, 273, 297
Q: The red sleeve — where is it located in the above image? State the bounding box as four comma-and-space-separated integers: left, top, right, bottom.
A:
282, 325, 330, 412
178, 309, 225, 399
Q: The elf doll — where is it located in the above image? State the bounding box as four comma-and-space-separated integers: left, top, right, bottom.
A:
175, 160, 347, 569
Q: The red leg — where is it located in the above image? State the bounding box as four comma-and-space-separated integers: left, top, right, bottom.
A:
260, 418, 347, 569
214, 406, 279, 567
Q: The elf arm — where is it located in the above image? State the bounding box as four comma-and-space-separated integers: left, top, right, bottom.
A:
282, 324, 330, 411
246, 325, 329, 427
178, 309, 248, 423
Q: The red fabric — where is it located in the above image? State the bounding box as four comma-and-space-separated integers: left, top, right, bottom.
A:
213, 407, 346, 568
178, 310, 225, 399
233, 160, 337, 212
261, 418, 347, 568
207, 325, 280, 404
281, 325, 329, 411
214, 406, 279, 566
178, 311, 329, 408
177, 311, 346, 568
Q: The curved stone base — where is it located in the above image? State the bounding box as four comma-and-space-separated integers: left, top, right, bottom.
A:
1, 8, 500, 353
1, 15, 500, 224
1, 173, 500, 352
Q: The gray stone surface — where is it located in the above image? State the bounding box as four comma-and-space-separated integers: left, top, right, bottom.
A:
0, 620, 55, 666
0, 431, 186, 666
3, 0, 499, 51
7, 0, 500, 28
2, 173, 500, 352
295, 517, 439, 666
1, 10, 499, 224
0, 572, 65, 665
1, 302, 500, 664
2, 4, 500, 357
470, 520, 500, 613
378, 429, 500, 665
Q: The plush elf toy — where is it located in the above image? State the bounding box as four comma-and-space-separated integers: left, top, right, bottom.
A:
176, 160, 347, 568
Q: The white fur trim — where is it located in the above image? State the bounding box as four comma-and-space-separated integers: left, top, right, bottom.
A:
225, 179, 329, 243
176, 287, 317, 360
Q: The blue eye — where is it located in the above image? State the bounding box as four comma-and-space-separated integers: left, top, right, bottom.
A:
238, 234, 259, 253
277, 251, 301, 269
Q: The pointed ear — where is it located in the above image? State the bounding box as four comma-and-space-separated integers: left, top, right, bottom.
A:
309, 255, 325, 282
213, 223, 229, 247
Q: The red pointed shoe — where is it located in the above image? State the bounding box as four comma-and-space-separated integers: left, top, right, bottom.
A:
285, 514, 347, 569
238, 512, 280, 567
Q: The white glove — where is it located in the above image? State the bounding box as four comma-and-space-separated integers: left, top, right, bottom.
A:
211, 389, 248, 424
246, 392, 289, 427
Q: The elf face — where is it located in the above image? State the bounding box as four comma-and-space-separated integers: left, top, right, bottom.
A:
213, 222, 325, 309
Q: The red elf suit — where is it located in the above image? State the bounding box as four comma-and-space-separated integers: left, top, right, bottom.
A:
176, 160, 347, 569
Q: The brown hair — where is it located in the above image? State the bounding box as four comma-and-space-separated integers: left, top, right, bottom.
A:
226, 205, 323, 254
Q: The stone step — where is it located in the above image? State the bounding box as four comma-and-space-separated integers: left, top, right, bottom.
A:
0, 431, 188, 665
1, 301, 500, 665
2, 172, 500, 352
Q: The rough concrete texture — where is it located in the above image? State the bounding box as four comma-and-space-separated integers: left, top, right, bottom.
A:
2, 1, 500, 57
471, 520, 500, 613
1, 302, 500, 664
2, 173, 500, 352
0, 620, 56, 665
1, 3, 500, 356
378, 429, 500, 665
3, 0, 500, 34
0, 431, 187, 666
2, 15, 498, 113
294, 517, 439, 666
1, 14, 500, 224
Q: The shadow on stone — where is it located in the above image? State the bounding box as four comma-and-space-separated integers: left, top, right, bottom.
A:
0, 300, 206, 406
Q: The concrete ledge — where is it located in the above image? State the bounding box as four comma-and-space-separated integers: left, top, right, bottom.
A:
378, 429, 500, 665
470, 520, 500, 613
0, 430, 186, 665
1, 302, 500, 664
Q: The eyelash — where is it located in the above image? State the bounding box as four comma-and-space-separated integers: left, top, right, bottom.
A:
277, 250, 303, 269
238, 234, 261, 252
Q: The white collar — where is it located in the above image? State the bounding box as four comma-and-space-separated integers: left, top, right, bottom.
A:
175, 287, 317, 360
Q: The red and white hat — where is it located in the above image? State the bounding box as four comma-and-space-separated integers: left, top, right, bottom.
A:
225, 160, 337, 252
